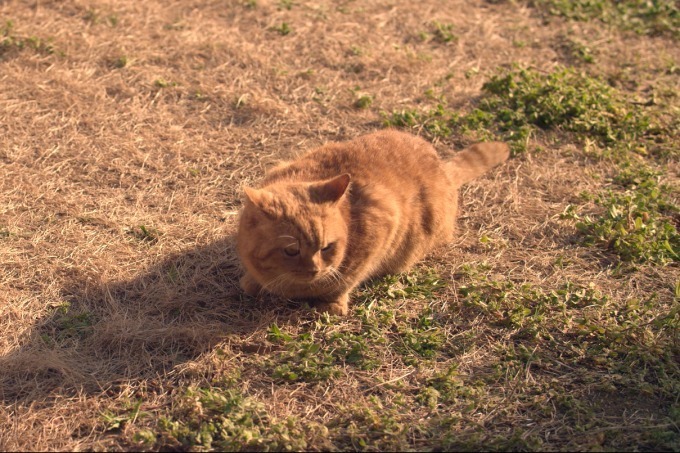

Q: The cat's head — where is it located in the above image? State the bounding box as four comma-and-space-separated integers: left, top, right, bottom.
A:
237, 174, 351, 295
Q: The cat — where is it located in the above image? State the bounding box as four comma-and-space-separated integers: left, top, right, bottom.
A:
236, 130, 509, 315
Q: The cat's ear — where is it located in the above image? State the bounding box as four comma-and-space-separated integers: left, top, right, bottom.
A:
244, 187, 277, 215
244, 187, 263, 206
310, 173, 351, 204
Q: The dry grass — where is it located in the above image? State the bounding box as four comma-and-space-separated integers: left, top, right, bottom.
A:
1, 0, 678, 451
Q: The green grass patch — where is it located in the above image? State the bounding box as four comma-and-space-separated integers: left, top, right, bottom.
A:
126, 225, 161, 244
478, 66, 654, 153
1, 20, 57, 57
459, 272, 606, 339
456, 265, 680, 398
153, 77, 176, 88
267, 326, 340, 382
327, 330, 380, 370
384, 65, 676, 157
83, 8, 119, 27
263, 271, 449, 384
101, 399, 146, 432
329, 399, 412, 450
354, 93, 373, 109
41, 301, 95, 343
560, 37, 597, 64
564, 165, 679, 264
356, 272, 449, 362
357, 271, 446, 302
141, 386, 324, 450
529, 0, 680, 39
271, 22, 292, 35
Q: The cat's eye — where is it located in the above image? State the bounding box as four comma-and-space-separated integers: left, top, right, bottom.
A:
321, 243, 334, 252
283, 245, 300, 257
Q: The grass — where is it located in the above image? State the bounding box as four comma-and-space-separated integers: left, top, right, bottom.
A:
528, 0, 680, 38
0, 20, 56, 56
144, 386, 319, 450
385, 65, 669, 156
271, 22, 292, 35
565, 165, 679, 264
385, 63, 678, 266
1, 0, 678, 450
127, 225, 161, 244
420, 21, 458, 44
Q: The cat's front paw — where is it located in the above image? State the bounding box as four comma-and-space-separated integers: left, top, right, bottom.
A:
315, 294, 349, 316
240, 273, 262, 297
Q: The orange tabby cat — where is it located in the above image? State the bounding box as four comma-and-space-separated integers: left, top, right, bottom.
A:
237, 130, 509, 315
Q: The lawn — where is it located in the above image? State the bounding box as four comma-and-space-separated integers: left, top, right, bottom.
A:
0, 0, 678, 450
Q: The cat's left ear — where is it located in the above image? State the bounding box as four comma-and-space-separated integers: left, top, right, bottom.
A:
310, 173, 351, 204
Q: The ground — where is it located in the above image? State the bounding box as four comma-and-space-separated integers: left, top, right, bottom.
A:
0, 0, 678, 451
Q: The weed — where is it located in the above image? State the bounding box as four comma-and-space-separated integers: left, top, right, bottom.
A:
457, 265, 680, 398
44, 302, 95, 342
464, 66, 480, 79
328, 331, 380, 370
101, 400, 144, 432
331, 401, 410, 450
416, 386, 441, 410
560, 36, 596, 64
267, 328, 340, 382
423, 365, 481, 406
354, 94, 373, 109
271, 22, 292, 35
84, 9, 119, 27
112, 55, 128, 69
384, 66, 668, 156
267, 323, 293, 343
349, 45, 363, 56
127, 225, 161, 244
479, 66, 653, 151
132, 429, 156, 445
101, 411, 130, 432
459, 274, 608, 339
398, 307, 445, 361
431, 21, 458, 43
567, 166, 679, 264
265, 271, 448, 378
165, 263, 181, 284
357, 270, 446, 303
153, 78, 176, 88
530, 0, 680, 38
353, 271, 449, 365
1, 20, 56, 56
279, 0, 294, 10
148, 387, 318, 450
384, 103, 460, 139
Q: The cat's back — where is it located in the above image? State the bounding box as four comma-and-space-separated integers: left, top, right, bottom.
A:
262, 130, 448, 189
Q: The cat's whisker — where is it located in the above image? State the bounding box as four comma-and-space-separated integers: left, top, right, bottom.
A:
262, 272, 291, 294
321, 266, 348, 289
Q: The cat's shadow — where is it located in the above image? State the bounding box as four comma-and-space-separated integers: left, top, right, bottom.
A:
0, 236, 304, 404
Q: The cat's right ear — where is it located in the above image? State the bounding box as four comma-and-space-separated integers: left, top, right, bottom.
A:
244, 187, 283, 219
244, 187, 273, 210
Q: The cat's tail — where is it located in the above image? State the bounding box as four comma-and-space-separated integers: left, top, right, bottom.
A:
445, 142, 510, 187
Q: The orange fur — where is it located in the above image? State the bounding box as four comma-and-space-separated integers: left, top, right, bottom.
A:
236, 130, 509, 315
